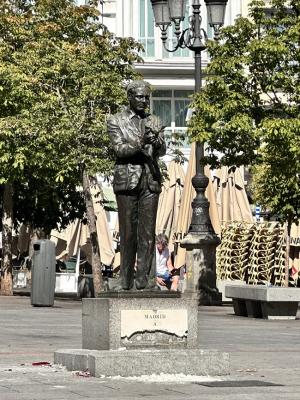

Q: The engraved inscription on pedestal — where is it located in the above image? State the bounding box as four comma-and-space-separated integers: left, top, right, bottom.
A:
120, 309, 188, 349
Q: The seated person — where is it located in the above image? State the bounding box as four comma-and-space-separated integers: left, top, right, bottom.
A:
55, 250, 68, 272
155, 234, 180, 291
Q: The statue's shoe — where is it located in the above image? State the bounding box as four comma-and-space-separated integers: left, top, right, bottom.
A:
135, 283, 161, 291
112, 284, 131, 291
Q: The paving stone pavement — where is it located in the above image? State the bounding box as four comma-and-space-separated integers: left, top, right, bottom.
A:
1, 295, 300, 399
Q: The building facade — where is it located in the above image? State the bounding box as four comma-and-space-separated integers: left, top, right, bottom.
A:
77, 0, 245, 141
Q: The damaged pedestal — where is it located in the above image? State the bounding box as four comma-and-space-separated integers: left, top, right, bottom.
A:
55, 292, 229, 377
82, 293, 197, 350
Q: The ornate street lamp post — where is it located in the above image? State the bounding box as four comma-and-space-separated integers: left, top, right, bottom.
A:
150, 0, 228, 304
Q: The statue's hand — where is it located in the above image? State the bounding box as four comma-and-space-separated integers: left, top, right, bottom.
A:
144, 131, 158, 144
145, 115, 163, 135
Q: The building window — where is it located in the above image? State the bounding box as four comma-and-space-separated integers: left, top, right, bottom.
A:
151, 89, 193, 130
206, 24, 214, 39
139, 0, 155, 57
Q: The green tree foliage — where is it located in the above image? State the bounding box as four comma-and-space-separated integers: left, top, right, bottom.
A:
252, 119, 300, 222
0, 0, 141, 228
189, 0, 300, 224
0, 0, 142, 294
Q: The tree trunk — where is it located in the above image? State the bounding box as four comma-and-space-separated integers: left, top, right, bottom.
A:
0, 183, 14, 296
284, 218, 292, 288
82, 169, 103, 295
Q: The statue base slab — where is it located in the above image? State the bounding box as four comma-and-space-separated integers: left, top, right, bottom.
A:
54, 294, 229, 377
54, 348, 229, 377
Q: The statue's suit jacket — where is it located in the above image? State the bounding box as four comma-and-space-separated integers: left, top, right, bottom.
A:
107, 107, 166, 194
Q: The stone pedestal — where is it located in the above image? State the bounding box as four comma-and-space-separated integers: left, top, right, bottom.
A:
181, 234, 222, 306
82, 294, 198, 350
55, 292, 229, 377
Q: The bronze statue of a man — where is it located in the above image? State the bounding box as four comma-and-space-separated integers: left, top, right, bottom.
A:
107, 80, 166, 290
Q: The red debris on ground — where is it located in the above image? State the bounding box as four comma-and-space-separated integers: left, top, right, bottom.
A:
32, 361, 51, 366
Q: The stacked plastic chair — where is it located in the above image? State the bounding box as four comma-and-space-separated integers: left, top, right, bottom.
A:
247, 222, 281, 285
217, 223, 254, 281
217, 222, 298, 287
273, 227, 287, 286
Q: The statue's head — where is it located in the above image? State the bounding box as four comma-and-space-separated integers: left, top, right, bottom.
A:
127, 80, 151, 115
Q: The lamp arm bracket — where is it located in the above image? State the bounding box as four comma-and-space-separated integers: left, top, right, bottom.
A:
161, 28, 189, 53
201, 28, 208, 42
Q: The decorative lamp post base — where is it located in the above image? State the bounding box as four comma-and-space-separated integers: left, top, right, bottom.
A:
180, 172, 222, 306
181, 234, 222, 306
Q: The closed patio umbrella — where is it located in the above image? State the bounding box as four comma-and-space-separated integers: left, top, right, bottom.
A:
50, 219, 81, 259
215, 166, 253, 224
89, 185, 115, 266
156, 160, 185, 246
50, 184, 115, 267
